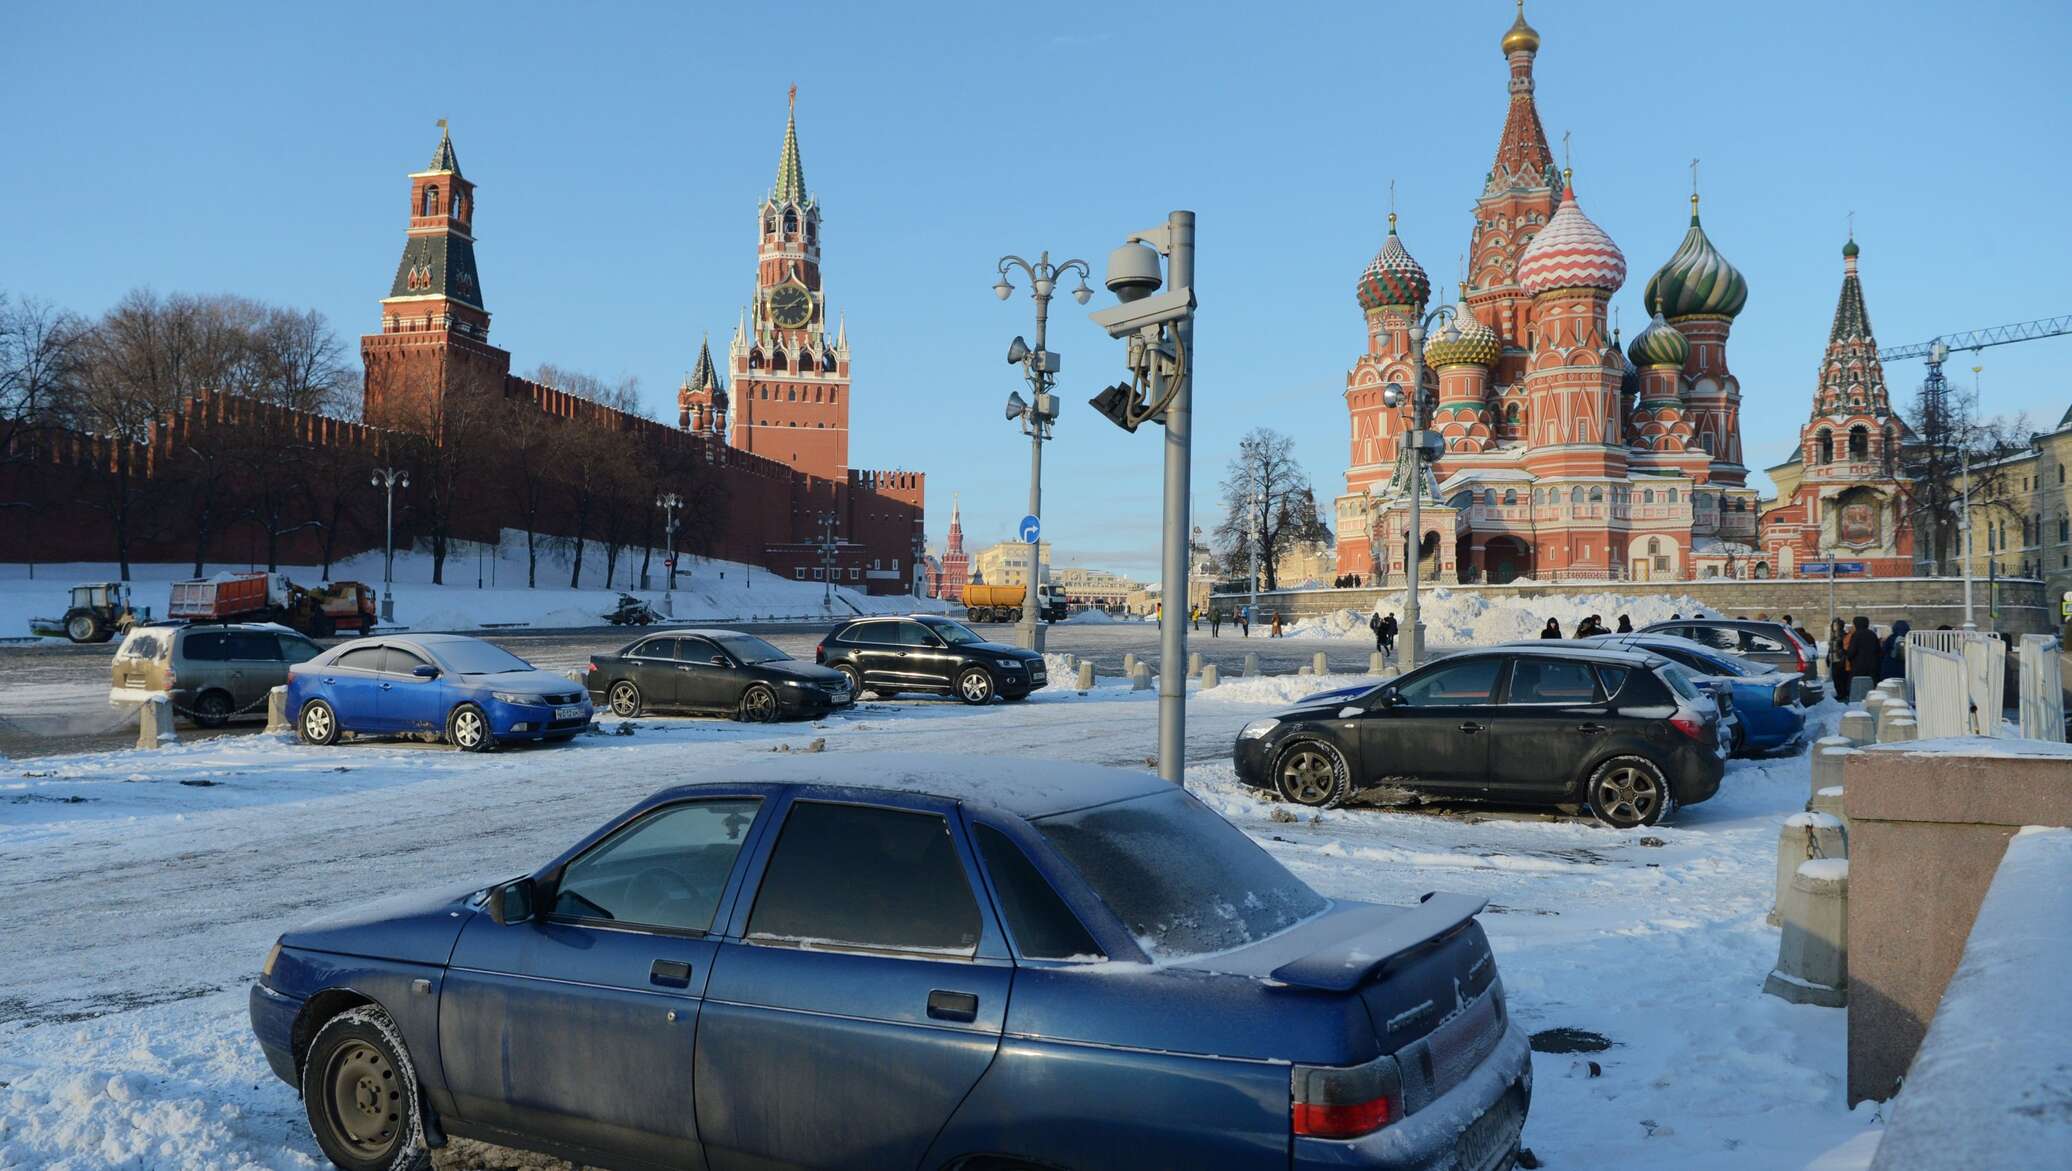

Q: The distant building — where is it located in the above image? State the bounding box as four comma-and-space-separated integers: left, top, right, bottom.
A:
1050, 566, 1139, 611
970, 539, 1052, 588
926, 495, 971, 601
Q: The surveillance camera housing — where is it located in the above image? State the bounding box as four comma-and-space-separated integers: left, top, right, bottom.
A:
1087, 285, 1194, 339
1105, 241, 1163, 303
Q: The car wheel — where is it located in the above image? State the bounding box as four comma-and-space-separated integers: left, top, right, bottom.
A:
192, 689, 235, 728
299, 699, 340, 746
738, 684, 778, 723
956, 667, 996, 705
447, 703, 494, 752
833, 663, 864, 698
1584, 756, 1670, 829
301, 1005, 431, 1171
607, 679, 643, 718
67, 612, 102, 643
1274, 741, 1352, 808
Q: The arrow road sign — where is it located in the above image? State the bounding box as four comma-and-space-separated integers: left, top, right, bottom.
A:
1019, 514, 1041, 543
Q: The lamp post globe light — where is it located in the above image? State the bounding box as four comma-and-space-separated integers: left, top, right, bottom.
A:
656, 492, 683, 617
994, 249, 1092, 653
370, 466, 410, 624
1382, 305, 1457, 672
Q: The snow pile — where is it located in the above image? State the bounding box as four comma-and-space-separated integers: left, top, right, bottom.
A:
1197, 672, 1376, 706
1059, 608, 1126, 625
1287, 587, 1712, 647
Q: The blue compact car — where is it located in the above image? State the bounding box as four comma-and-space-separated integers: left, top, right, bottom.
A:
1573, 634, 1807, 755
251, 756, 1532, 1171
287, 633, 593, 751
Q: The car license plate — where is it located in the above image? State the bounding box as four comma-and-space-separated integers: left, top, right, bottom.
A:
554, 704, 584, 720
1453, 1087, 1524, 1171
831, 689, 851, 704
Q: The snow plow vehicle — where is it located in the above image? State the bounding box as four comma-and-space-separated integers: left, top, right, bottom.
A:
29, 581, 142, 643
168, 572, 376, 638
962, 581, 1067, 624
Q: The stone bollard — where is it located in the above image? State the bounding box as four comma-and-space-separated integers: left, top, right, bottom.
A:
1313, 652, 1329, 676
1122, 652, 1138, 678
1379, 666, 1401, 680
136, 694, 178, 749
1882, 717, 1918, 743
1076, 661, 1095, 691
1243, 653, 1259, 677
266, 685, 290, 733
1877, 703, 1913, 738
1810, 737, 1856, 805
1298, 665, 1314, 676
1131, 664, 1151, 691
1201, 663, 1219, 689
1864, 691, 1888, 725
1838, 709, 1876, 746
1370, 651, 1387, 674
1771, 811, 1848, 927
1188, 651, 1202, 678
1764, 858, 1849, 1006
1848, 675, 1873, 703
1811, 785, 1846, 823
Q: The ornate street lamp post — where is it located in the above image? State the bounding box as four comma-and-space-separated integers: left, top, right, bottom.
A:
995, 250, 1093, 652
1382, 305, 1457, 671
656, 492, 682, 616
370, 466, 409, 624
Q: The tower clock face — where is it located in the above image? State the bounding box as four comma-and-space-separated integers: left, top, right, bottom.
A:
770, 282, 812, 329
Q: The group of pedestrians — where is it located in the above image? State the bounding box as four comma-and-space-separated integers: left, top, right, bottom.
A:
1367, 611, 1399, 658
1539, 614, 1635, 639
1191, 605, 1281, 638
1826, 615, 1913, 696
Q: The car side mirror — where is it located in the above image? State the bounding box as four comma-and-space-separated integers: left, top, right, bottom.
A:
412, 664, 440, 679
486, 877, 537, 926
709, 655, 728, 667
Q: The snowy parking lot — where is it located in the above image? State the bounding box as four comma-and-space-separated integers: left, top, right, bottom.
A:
0, 669, 1883, 1170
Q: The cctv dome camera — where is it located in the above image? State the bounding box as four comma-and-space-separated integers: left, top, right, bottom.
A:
1105, 241, 1163, 303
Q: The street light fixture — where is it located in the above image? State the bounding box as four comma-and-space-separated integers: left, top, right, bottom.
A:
370, 466, 409, 624
656, 492, 683, 616
995, 249, 1091, 654
1380, 303, 1456, 672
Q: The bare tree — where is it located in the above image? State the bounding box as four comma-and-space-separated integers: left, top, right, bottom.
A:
1902, 362, 2030, 573
1213, 428, 1331, 592
529, 364, 644, 590
0, 292, 86, 468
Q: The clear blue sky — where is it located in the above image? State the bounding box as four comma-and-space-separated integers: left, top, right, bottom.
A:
5, 1, 2066, 580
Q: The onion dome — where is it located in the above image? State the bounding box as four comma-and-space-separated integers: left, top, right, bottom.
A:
1424, 289, 1501, 367
1842, 237, 1859, 259
1617, 340, 1640, 401
1643, 195, 1748, 321
1517, 182, 1626, 297
1628, 312, 1691, 368
1501, 0, 1540, 54
1356, 213, 1431, 313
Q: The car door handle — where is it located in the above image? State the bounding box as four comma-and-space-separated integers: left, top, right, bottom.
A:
1458, 722, 1483, 734
1577, 723, 1608, 735
926, 989, 978, 1022
379, 682, 393, 691
649, 959, 693, 988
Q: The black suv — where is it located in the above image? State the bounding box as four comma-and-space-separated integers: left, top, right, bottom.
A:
816, 614, 1046, 703
1232, 645, 1727, 828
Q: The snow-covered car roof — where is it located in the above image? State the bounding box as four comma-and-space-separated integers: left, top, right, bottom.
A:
647, 752, 1172, 820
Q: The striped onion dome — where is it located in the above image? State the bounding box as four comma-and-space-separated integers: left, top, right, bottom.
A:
1643, 196, 1748, 320
1517, 184, 1626, 297
1356, 214, 1431, 313
1627, 312, 1690, 368
1424, 292, 1501, 367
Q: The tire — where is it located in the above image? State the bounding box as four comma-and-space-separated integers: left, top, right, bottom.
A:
1584, 756, 1670, 829
738, 683, 778, 723
1007, 608, 1022, 624
66, 612, 102, 643
299, 699, 340, 746
607, 679, 643, 718
446, 703, 494, 752
301, 1005, 431, 1171
1274, 740, 1352, 808
956, 666, 996, 705
193, 689, 235, 729
833, 663, 863, 698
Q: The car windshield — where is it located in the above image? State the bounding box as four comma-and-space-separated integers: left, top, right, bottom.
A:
1036, 789, 1328, 963
919, 618, 984, 646
430, 640, 535, 675
1640, 639, 1764, 677
714, 634, 788, 664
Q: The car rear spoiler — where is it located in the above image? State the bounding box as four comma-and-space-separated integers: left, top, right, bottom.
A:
1270, 892, 1487, 992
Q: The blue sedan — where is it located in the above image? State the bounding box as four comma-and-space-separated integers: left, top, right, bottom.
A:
250, 756, 1532, 1171
1574, 634, 1807, 755
287, 633, 593, 751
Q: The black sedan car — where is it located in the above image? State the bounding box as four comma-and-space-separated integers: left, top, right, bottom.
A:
816, 614, 1046, 703
584, 629, 852, 722
1233, 645, 1727, 828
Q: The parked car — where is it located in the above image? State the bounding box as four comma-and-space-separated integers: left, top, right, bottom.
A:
816, 614, 1047, 703
108, 621, 325, 727
1639, 618, 1823, 702
584, 628, 852, 721
287, 634, 591, 750
1571, 634, 1808, 756
1234, 644, 1727, 827
250, 756, 1532, 1171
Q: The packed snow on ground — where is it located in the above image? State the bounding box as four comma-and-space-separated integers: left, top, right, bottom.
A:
0, 531, 949, 639
0, 682, 1887, 1170
1287, 587, 1715, 644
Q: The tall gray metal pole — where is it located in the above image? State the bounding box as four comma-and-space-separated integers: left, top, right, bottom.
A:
1022, 281, 1051, 655
1402, 333, 1428, 671
1960, 447, 1976, 629
1157, 211, 1196, 785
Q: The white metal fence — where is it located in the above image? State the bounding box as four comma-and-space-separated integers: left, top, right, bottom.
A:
2016, 634, 2066, 742
1904, 630, 2005, 738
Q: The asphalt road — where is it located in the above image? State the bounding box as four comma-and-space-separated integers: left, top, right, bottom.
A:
0, 619, 1384, 759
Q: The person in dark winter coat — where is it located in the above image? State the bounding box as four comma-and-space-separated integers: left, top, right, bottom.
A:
1380, 613, 1398, 657
1541, 618, 1563, 639
1880, 619, 1911, 680
1827, 618, 1851, 693
1369, 611, 1386, 651
1615, 614, 1633, 633
1845, 616, 1882, 687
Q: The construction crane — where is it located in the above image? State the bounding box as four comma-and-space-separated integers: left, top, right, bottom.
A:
1879, 315, 2072, 363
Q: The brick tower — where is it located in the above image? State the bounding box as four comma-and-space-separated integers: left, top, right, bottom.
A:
728, 88, 852, 477
933, 493, 970, 601
361, 122, 511, 433
677, 335, 727, 434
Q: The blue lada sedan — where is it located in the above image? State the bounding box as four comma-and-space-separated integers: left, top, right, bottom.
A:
250, 755, 1532, 1171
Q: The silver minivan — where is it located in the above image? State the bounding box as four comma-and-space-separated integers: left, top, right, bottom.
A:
110, 622, 325, 726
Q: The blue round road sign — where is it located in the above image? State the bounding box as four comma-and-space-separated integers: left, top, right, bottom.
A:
1019, 514, 1041, 543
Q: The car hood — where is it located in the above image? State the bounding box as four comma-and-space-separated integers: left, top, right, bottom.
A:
455, 668, 584, 696
966, 641, 1042, 661
1292, 683, 1376, 708
757, 660, 848, 685
281, 880, 486, 966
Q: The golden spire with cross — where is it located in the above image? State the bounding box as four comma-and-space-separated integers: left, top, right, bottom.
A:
788, 83, 797, 110
1560, 130, 1572, 184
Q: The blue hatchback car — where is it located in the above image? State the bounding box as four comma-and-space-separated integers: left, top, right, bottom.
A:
1573, 634, 1807, 755
287, 633, 593, 751
251, 756, 1532, 1171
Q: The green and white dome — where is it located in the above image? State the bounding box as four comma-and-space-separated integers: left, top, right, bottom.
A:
1643, 195, 1747, 320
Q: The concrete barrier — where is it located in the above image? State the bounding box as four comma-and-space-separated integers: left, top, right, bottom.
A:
1810, 736, 1854, 804
1243, 652, 1259, 677
265, 686, 290, 733
1201, 663, 1219, 689
1370, 651, 1386, 673
1838, 709, 1876, 745
1771, 811, 1847, 927
1187, 652, 1202, 678
1849, 675, 1874, 702
1864, 691, 1889, 725
1812, 785, 1846, 823
1876, 702, 1914, 738
1379, 666, 1401, 680
1131, 664, 1151, 690
1076, 662, 1095, 691
1313, 651, 1329, 675
136, 694, 178, 749
1764, 858, 1849, 1007
1298, 665, 1314, 676
1122, 652, 1138, 677
1879, 717, 1918, 743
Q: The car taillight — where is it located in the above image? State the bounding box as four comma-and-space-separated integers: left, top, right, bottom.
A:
1774, 680, 1795, 708
1291, 1055, 1400, 1139
1793, 642, 1810, 675
814, 643, 825, 663
1670, 715, 1708, 741
586, 661, 597, 675
164, 667, 177, 688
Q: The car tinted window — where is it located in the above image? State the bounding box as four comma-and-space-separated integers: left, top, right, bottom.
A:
1595, 665, 1632, 697
974, 824, 1102, 961
1505, 658, 1601, 704
845, 623, 895, 646
183, 632, 230, 661
632, 637, 677, 659
747, 802, 981, 955
1395, 656, 1502, 706
1738, 631, 1787, 654
1686, 626, 1738, 652
382, 647, 429, 675
434, 640, 535, 675
278, 635, 322, 662
679, 637, 722, 664
714, 634, 787, 664
226, 631, 281, 661
552, 798, 762, 933
892, 622, 939, 649
1658, 663, 1702, 700
920, 619, 984, 646
334, 646, 385, 671
1036, 789, 1326, 962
